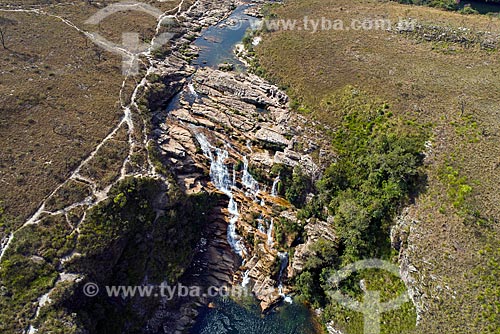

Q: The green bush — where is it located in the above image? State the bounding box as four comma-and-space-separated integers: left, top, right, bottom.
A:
311, 88, 427, 263
285, 166, 310, 208
292, 88, 427, 333
394, 0, 459, 11
271, 163, 311, 207
439, 164, 473, 212
459, 4, 480, 14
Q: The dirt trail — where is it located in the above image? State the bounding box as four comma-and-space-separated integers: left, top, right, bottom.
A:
0, 0, 200, 326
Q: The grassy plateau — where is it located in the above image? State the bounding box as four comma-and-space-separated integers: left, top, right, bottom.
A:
254, 0, 500, 332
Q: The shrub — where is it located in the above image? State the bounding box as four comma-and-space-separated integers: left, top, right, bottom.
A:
292, 88, 427, 333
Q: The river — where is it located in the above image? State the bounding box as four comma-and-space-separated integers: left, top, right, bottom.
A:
173, 3, 322, 334
191, 297, 319, 334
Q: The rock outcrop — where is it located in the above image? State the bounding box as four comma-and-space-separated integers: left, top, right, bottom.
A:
142, 0, 336, 328
151, 61, 334, 313
394, 19, 499, 50
391, 208, 427, 324
291, 217, 337, 276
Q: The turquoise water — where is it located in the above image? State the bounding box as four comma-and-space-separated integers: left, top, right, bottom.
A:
191, 298, 320, 334
193, 5, 254, 69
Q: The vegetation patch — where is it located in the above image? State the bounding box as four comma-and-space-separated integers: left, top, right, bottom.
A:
45, 180, 93, 212
291, 88, 427, 333
256, 1, 500, 331
0, 255, 58, 333
270, 164, 312, 208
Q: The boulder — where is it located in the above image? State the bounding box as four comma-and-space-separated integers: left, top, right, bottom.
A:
218, 62, 235, 71
255, 128, 290, 148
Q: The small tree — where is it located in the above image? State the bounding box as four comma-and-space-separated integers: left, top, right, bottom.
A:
0, 17, 17, 50
93, 46, 103, 62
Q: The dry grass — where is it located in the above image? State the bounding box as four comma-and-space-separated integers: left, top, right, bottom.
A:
256, 0, 500, 332
0, 1, 184, 330
0, 0, 181, 229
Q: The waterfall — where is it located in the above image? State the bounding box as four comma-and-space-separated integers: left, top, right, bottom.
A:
187, 83, 198, 98
241, 270, 251, 288
257, 215, 266, 234
232, 165, 237, 188
228, 196, 238, 215
211, 149, 233, 194
196, 133, 214, 160
242, 156, 260, 200
271, 175, 280, 197
258, 222, 266, 234
267, 219, 274, 246
278, 286, 293, 304
277, 252, 293, 304
195, 133, 247, 257
195, 133, 233, 195
277, 252, 288, 282
227, 214, 246, 257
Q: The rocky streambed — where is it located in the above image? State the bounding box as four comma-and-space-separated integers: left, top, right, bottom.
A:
141, 1, 337, 332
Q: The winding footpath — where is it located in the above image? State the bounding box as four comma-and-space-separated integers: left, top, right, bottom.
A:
0, 1, 220, 331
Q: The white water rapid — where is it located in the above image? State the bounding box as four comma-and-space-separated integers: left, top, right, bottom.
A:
277, 251, 293, 304
271, 175, 280, 197
195, 132, 247, 257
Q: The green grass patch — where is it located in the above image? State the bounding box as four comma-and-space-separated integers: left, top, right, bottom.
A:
290, 87, 427, 332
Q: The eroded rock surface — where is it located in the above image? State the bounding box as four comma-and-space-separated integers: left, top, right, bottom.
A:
152, 63, 334, 313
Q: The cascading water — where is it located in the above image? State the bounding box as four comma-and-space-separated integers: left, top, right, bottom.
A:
277, 252, 288, 282
265, 219, 292, 303
267, 219, 274, 246
271, 175, 280, 197
195, 132, 247, 257
241, 270, 251, 288
189, 4, 319, 332
277, 252, 293, 304
242, 156, 260, 201
187, 83, 198, 98
196, 132, 214, 160
232, 165, 237, 188
212, 149, 233, 193
255, 215, 265, 234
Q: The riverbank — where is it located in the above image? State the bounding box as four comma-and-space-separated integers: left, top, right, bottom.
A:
254, 0, 500, 333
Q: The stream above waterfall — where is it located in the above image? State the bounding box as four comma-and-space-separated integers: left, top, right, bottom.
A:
193, 4, 255, 69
